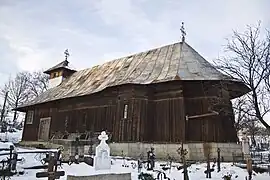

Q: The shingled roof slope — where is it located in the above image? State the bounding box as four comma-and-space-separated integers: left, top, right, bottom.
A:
18, 41, 241, 108
44, 60, 75, 74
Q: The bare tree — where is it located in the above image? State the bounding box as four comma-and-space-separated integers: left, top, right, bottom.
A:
215, 22, 270, 131
26, 71, 49, 100
244, 118, 260, 146
265, 31, 270, 92
0, 71, 49, 123
232, 97, 252, 133
1, 72, 30, 122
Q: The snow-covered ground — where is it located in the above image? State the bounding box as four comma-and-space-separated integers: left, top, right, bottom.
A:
0, 142, 269, 180
0, 131, 269, 179
0, 130, 22, 143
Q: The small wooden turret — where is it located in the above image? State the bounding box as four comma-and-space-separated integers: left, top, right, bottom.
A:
44, 49, 76, 89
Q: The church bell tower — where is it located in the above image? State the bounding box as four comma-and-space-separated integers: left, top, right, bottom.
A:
44, 49, 76, 89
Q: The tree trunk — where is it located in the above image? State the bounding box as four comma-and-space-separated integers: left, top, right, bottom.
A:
252, 89, 270, 131
13, 100, 19, 122
251, 134, 256, 146
13, 110, 17, 123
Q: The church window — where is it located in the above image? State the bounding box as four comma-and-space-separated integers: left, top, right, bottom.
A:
26, 110, 34, 124
123, 104, 128, 119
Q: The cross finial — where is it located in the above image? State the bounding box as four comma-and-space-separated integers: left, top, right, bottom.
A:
64, 49, 70, 61
98, 131, 108, 142
180, 22, 186, 43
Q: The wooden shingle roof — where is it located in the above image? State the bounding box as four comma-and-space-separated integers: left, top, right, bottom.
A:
17, 41, 247, 109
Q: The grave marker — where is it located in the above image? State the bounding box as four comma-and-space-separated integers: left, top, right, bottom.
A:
147, 147, 155, 170
121, 150, 129, 167
205, 153, 212, 178
88, 131, 94, 156
36, 152, 65, 180
177, 143, 189, 180
94, 131, 111, 170
217, 148, 221, 172
166, 154, 173, 173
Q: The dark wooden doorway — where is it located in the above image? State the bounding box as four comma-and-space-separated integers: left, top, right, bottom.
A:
38, 117, 51, 141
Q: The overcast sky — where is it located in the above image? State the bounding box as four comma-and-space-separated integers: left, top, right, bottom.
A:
0, 0, 270, 120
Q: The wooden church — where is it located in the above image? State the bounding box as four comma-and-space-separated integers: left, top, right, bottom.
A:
16, 40, 250, 144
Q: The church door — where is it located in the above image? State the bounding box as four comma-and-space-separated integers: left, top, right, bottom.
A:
38, 117, 51, 141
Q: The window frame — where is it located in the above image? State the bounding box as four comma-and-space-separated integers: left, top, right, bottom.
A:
123, 104, 128, 119
26, 110, 34, 124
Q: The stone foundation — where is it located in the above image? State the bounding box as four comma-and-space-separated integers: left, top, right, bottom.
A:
105, 142, 242, 162
19, 141, 242, 162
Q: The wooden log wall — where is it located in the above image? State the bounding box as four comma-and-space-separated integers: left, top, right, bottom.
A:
145, 81, 186, 143
22, 80, 238, 143
183, 81, 238, 143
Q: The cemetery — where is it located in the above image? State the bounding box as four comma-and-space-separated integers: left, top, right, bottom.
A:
1, 130, 270, 180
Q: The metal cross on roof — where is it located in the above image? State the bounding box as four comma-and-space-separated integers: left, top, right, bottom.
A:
64, 49, 70, 61
180, 22, 186, 43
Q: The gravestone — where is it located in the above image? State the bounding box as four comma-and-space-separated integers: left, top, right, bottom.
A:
242, 132, 251, 160
94, 131, 111, 170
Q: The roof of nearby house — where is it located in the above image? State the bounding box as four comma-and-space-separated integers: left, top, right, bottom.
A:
17, 41, 249, 110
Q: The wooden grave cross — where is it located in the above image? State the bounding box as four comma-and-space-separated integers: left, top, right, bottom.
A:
217, 148, 221, 172
177, 143, 189, 180
205, 153, 212, 178
36, 152, 65, 180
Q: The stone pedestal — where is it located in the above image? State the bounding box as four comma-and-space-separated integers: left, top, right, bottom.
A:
94, 131, 111, 170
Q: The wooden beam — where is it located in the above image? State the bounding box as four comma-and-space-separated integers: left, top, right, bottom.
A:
186, 111, 219, 120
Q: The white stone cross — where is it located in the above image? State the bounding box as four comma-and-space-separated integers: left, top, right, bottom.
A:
94, 131, 111, 170
98, 131, 108, 142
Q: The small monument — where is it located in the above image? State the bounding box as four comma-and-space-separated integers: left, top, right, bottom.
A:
94, 131, 111, 170
241, 132, 250, 159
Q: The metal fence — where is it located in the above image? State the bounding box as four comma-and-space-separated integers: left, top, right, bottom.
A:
250, 151, 270, 164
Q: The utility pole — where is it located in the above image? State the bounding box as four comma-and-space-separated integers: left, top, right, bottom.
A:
0, 91, 8, 123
